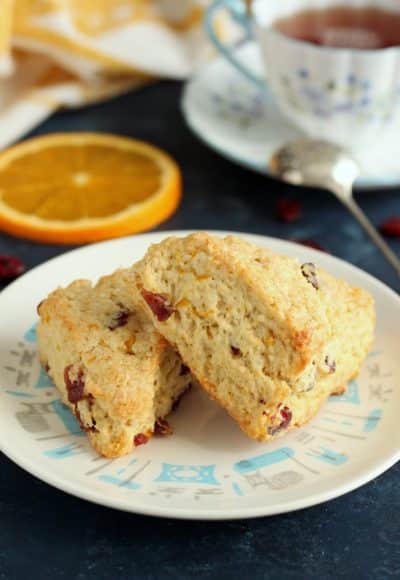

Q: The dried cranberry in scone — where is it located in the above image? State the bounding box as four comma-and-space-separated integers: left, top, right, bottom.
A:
268, 405, 292, 436
134, 433, 149, 447
230, 345, 242, 357
64, 365, 85, 403
154, 418, 172, 436
141, 289, 175, 321
108, 308, 131, 330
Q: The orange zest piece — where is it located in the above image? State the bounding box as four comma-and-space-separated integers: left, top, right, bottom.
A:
0, 133, 182, 244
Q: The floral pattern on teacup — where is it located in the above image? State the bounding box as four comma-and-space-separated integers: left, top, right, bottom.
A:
280, 68, 400, 123
209, 81, 265, 128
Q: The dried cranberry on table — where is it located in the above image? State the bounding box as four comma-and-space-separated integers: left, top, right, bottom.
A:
0, 255, 25, 281
276, 198, 302, 223
141, 289, 175, 321
294, 239, 326, 252
380, 217, 400, 238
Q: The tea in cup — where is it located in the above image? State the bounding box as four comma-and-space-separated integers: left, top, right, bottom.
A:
205, 0, 400, 148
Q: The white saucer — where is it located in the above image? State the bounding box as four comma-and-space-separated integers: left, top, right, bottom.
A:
0, 231, 399, 520
182, 42, 400, 190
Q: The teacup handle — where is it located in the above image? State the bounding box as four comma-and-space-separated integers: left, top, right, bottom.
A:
205, 0, 264, 88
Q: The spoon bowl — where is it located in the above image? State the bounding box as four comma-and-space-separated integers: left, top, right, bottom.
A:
270, 138, 400, 278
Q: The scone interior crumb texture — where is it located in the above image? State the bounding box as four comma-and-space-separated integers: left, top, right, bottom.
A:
135, 233, 375, 442
37, 268, 191, 458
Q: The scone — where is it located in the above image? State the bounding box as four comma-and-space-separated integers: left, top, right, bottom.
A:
134, 233, 374, 442
37, 268, 192, 458
318, 268, 375, 395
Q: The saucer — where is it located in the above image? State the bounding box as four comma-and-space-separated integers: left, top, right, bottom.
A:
0, 231, 399, 520
182, 42, 400, 190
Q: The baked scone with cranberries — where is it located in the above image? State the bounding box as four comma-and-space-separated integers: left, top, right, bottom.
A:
37, 268, 191, 458
318, 268, 375, 396
134, 233, 374, 441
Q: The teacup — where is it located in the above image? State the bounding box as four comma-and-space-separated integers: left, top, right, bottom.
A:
205, 0, 400, 148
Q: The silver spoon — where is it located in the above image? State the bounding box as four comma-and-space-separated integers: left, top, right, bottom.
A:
270, 139, 400, 277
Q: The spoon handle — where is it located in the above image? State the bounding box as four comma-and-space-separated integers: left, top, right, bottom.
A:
345, 197, 400, 277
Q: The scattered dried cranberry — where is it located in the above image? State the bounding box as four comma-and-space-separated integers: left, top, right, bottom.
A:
295, 239, 326, 252
108, 308, 131, 330
324, 355, 336, 374
301, 262, 319, 290
179, 364, 190, 376
268, 406, 292, 436
134, 433, 149, 447
154, 418, 172, 436
230, 346, 242, 357
380, 217, 400, 238
0, 255, 25, 281
276, 198, 302, 223
141, 289, 175, 321
64, 365, 85, 403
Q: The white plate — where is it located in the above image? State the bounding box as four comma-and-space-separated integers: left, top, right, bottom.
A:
0, 231, 399, 520
182, 42, 400, 190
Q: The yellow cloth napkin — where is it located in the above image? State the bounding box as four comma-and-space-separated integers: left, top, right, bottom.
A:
0, 0, 224, 148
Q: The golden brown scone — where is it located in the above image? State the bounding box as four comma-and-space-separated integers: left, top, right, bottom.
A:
134, 233, 375, 441
37, 268, 191, 458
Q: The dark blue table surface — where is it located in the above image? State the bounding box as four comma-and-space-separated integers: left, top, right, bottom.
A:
0, 82, 399, 580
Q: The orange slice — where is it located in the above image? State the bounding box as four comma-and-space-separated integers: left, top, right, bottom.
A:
0, 133, 182, 244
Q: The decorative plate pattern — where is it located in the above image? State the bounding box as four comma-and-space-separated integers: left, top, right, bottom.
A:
182, 42, 400, 189
0, 231, 398, 520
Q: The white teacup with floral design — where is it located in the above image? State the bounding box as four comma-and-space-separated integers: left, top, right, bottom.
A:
206, 0, 400, 148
